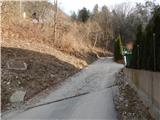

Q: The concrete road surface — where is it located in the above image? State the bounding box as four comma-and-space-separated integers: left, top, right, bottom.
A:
4, 57, 123, 120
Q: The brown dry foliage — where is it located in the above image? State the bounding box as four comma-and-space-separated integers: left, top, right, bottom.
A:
1, 1, 109, 56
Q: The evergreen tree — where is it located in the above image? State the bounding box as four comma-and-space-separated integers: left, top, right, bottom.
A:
91, 4, 99, 21
130, 6, 160, 71
93, 4, 99, 15
78, 7, 90, 22
71, 11, 77, 21
142, 6, 160, 71
144, 23, 153, 70
152, 6, 160, 71
131, 24, 144, 69
114, 36, 123, 61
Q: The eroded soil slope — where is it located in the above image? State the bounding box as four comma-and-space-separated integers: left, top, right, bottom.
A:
1, 47, 79, 111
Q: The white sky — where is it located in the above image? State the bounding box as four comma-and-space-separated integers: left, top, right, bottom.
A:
49, 0, 160, 15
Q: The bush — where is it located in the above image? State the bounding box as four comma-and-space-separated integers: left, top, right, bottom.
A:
114, 36, 123, 61
129, 6, 160, 71
130, 24, 144, 69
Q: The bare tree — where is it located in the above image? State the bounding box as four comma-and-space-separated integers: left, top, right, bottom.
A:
111, 3, 136, 41
53, 0, 58, 44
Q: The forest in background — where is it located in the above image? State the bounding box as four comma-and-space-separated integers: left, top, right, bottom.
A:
70, 1, 156, 44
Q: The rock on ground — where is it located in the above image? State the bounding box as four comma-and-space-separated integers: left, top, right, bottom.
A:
10, 91, 26, 103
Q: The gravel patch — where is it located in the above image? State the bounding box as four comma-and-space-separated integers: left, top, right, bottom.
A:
114, 70, 155, 120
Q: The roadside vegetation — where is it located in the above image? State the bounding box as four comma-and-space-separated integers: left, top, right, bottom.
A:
130, 6, 160, 71
113, 2, 160, 72
114, 36, 124, 63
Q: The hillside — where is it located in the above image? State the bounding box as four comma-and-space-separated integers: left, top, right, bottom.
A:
1, 1, 112, 112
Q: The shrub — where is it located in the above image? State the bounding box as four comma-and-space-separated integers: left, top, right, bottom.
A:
114, 36, 123, 61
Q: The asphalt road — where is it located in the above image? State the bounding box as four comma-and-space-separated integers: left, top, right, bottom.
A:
4, 57, 123, 120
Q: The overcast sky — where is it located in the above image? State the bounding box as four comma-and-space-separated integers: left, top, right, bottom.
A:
49, 0, 160, 15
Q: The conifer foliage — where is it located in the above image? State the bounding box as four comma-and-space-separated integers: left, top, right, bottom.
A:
130, 6, 160, 71
114, 36, 123, 61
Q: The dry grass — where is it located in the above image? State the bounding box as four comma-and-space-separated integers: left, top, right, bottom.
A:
1, 1, 112, 55
2, 16, 110, 60
1, 1, 112, 112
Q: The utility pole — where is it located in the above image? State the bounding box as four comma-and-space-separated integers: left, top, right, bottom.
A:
151, 33, 156, 112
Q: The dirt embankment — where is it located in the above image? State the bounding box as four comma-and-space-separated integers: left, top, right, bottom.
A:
1, 2, 112, 111
2, 36, 111, 112
1, 47, 78, 111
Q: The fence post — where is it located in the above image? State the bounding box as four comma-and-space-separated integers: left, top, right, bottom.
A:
137, 44, 140, 69
151, 33, 156, 111
153, 33, 156, 71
